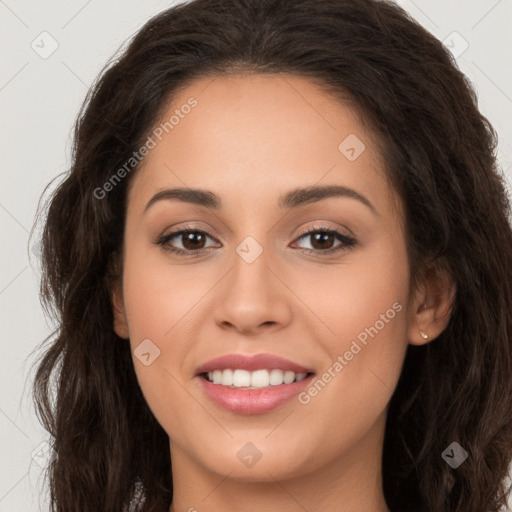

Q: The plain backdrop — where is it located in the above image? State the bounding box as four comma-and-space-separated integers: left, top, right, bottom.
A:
1, 1, 511, 511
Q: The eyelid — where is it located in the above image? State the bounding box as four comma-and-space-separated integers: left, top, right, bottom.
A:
294, 222, 354, 238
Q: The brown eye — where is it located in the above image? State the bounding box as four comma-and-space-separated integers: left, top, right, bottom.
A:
180, 231, 207, 250
309, 232, 336, 250
293, 227, 357, 255
156, 225, 356, 257
156, 229, 218, 255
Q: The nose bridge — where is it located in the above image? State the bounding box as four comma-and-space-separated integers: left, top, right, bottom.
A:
213, 230, 291, 333
229, 232, 274, 301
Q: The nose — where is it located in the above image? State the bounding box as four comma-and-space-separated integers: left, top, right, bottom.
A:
213, 240, 292, 336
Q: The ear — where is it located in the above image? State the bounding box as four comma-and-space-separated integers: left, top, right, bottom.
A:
407, 259, 456, 346
112, 281, 130, 339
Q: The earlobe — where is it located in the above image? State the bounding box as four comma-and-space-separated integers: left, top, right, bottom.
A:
112, 283, 130, 339
408, 261, 456, 346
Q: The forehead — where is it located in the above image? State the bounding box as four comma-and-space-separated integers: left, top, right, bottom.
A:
128, 72, 396, 217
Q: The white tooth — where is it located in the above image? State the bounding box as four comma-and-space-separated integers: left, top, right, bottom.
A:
210, 368, 307, 386
232, 369, 251, 387
283, 371, 296, 384
251, 369, 270, 387
221, 369, 233, 386
269, 369, 285, 386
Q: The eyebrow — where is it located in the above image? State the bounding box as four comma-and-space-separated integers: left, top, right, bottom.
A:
144, 185, 377, 215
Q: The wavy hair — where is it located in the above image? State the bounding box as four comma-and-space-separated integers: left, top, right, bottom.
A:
32, 0, 512, 511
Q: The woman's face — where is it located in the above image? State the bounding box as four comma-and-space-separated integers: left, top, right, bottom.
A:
113, 73, 418, 485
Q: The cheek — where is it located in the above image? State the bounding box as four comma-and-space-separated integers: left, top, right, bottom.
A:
121, 240, 209, 342
291, 237, 409, 448
295, 228, 409, 357
119, 243, 200, 416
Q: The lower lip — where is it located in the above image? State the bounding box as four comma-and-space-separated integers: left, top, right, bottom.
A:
197, 375, 314, 414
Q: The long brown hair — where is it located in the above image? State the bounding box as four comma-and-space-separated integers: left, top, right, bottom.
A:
31, 0, 512, 511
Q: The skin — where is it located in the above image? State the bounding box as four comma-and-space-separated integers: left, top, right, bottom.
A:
112, 73, 455, 512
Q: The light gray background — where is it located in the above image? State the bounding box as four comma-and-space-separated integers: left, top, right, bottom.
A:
1, 1, 511, 511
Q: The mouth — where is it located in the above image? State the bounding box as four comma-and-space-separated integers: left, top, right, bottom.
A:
195, 353, 315, 414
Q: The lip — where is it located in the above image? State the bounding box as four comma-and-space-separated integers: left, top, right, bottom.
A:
198, 374, 315, 414
195, 353, 313, 375
195, 353, 315, 414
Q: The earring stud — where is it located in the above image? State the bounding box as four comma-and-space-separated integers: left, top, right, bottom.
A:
419, 330, 428, 340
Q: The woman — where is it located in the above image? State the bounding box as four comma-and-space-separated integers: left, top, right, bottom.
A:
32, 0, 512, 511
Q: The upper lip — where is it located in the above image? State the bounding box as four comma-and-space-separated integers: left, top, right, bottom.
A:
195, 353, 314, 375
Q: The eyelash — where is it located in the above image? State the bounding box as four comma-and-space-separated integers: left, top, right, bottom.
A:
155, 224, 357, 257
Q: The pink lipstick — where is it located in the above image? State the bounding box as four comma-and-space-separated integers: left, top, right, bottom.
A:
195, 353, 315, 414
